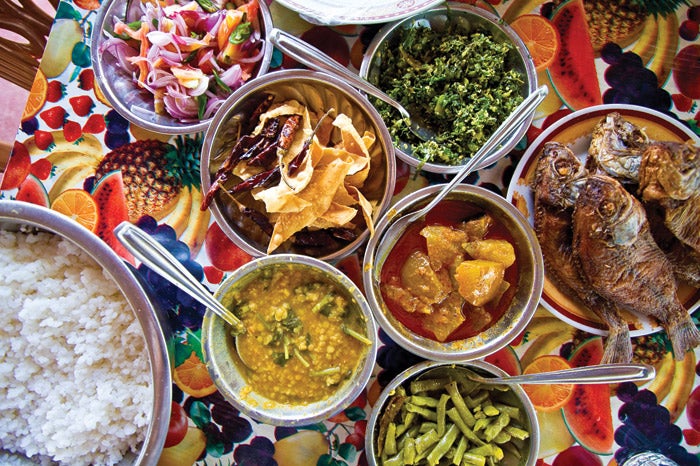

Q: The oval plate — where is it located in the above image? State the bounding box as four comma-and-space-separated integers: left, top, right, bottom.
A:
506, 104, 700, 336
274, 0, 443, 25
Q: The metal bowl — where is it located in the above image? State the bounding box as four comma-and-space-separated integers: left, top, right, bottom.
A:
359, 3, 537, 174
200, 69, 396, 262
90, 0, 273, 135
362, 184, 544, 361
201, 254, 378, 426
366, 360, 540, 466
0, 201, 172, 465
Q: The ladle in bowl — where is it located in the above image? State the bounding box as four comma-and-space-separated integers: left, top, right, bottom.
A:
114, 222, 246, 335
268, 27, 435, 142
374, 84, 548, 261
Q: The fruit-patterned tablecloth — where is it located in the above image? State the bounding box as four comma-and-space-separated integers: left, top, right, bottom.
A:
3, 0, 700, 465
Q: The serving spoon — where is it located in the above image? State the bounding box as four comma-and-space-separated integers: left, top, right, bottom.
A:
373, 85, 548, 262
268, 27, 435, 142
114, 222, 246, 335
459, 363, 656, 385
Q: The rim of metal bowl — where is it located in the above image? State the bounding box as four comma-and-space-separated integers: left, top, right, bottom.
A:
201, 253, 378, 426
359, 2, 537, 174
89, 0, 274, 135
365, 360, 540, 466
200, 69, 397, 262
0, 201, 172, 466
362, 184, 544, 361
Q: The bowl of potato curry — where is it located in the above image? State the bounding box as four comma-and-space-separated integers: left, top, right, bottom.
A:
363, 185, 543, 361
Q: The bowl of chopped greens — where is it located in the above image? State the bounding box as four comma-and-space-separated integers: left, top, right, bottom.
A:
359, 3, 537, 173
366, 360, 539, 466
91, 0, 273, 135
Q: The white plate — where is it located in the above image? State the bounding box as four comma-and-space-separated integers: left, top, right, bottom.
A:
274, 0, 443, 24
506, 104, 700, 336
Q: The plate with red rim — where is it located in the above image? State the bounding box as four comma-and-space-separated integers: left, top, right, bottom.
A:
505, 104, 700, 336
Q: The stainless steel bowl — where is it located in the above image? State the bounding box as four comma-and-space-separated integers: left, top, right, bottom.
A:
363, 184, 544, 361
90, 0, 273, 135
366, 360, 540, 466
359, 3, 537, 174
200, 69, 396, 262
201, 253, 378, 426
0, 200, 172, 466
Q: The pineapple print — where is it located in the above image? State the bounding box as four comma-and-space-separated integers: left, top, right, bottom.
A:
94, 135, 201, 222
552, 0, 689, 52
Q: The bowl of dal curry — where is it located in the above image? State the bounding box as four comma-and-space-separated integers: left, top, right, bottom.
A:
362, 184, 544, 361
201, 254, 378, 426
200, 69, 396, 261
359, 3, 537, 174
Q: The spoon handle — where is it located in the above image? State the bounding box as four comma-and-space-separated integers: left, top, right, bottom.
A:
268, 28, 409, 118
476, 363, 655, 385
414, 84, 548, 218
114, 222, 245, 333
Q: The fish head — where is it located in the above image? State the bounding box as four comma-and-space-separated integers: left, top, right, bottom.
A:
588, 112, 649, 181
532, 141, 587, 209
578, 175, 645, 246
639, 141, 700, 202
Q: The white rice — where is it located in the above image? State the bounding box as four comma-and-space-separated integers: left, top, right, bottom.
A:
0, 229, 153, 466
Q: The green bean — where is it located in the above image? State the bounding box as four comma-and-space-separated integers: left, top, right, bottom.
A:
406, 403, 438, 421
426, 424, 460, 466
384, 422, 398, 456
482, 404, 500, 417
382, 450, 403, 466
410, 377, 452, 394
404, 437, 417, 465
411, 395, 440, 408
446, 408, 484, 446
466, 390, 490, 410
492, 431, 511, 444
484, 412, 510, 442
445, 381, 476, 427
461, 452, 486, 466
468, 443, 504, 461
414, 429, 440, 454
452, 436, 468, 465
419, 422, 438, 433
505, 424, 530, 441
437, 393, 450, 436
493, 403, 523, 422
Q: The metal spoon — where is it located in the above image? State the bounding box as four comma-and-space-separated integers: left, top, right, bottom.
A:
268, 27, 435, 142
460, 363, 655, 385
114, 222, 246, 335
374, 85, 548, 261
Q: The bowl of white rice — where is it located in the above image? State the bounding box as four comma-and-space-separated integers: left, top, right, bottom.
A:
0, 200, 172, 466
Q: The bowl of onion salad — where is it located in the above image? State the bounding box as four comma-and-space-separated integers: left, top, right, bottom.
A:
91, 0, 273, 135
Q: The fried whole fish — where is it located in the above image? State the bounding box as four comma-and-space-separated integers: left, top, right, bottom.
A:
572, 174, 700, 360
587, 112, 649, 182
532, 142, 632, 363
639, 141, 700, 253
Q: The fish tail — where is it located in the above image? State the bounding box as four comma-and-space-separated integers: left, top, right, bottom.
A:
601, 325, 633, 364
666, 314, 700, 361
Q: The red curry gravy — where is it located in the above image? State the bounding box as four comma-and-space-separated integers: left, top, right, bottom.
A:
379, 199, 519, 342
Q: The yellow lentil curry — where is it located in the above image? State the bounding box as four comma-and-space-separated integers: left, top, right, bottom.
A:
224, 263, 371, 404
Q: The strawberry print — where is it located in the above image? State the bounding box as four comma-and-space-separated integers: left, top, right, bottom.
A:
78, 68, 95, 90
82, 114, 106, 134
69, 95, 95, 117
63, 121, 83, 143
40, 106, 66, 129
30, 159, 53, 180
33, 130, 55, 151
46, 81, 66, 103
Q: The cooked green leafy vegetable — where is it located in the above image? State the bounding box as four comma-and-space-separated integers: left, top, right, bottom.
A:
371, 19, 526, 167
